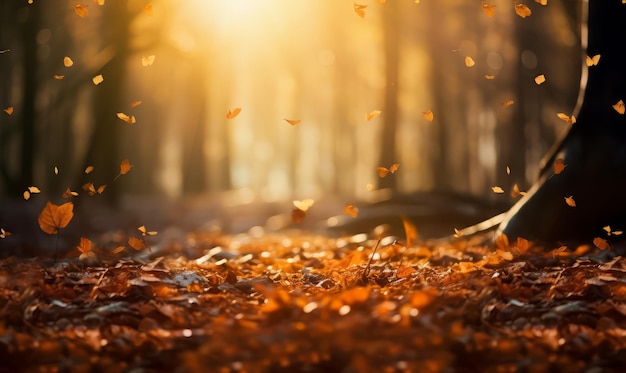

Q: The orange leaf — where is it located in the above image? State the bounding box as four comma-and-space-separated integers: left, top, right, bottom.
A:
129, 100, 142, 108
38, 201, 74, 235
128, 237, 145, 251
284, 119, 301, 126
495, 233, 509, 251
422, 110, 434, 122
63, 187, 79, 198
397, 265, 416, 279
138, 225, 158, 236
365, 110, 381, 121
557, 112, 576, 124
96, 184, 107, 194
464, 56, 475, 67
53, 75, 65, 80
354, 2, 367, 18
534, 74, 546, 85
92, 74, 104, 85
63, 56, 74, 67
93, 0, 105, 5
554, 158, 566, 174
510, 183, 526, 198
77, 237, 93, 254
0, 228, 12, 239
501, 100, 514, 107
481, 1, 496, 17
23, 191, 30, 200
112, 246, 125, 254
514, 2, 531, 18
85, 165, 94, 174
593, 237, 609, 250
142, 4, 153, 16
141, 55, 156, 67
516, 237, 530, 254
116, 112, 136, 124
585, 54, 601, 67
565, 196, 576, 207
3, 107, 13, 115
484, 75, 496, 80
74, 4, 89, 18
28, 186, 41, 194
535, 0, 547, 5
291, 208, 306, 224
226, 107, 241, 119
389, 163, 400, 173
491, 186, 505, 194
613, 99, 625, 115
376, 167, 390, 178
401, 216, 418, 248
343, 204, 359, 218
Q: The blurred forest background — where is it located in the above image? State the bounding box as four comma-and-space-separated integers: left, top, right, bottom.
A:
0, 0, 583, 238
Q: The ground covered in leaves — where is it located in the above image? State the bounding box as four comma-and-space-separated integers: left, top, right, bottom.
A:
2, 230, 626, 372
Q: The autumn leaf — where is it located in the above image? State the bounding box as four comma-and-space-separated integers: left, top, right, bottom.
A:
564, 196, 576, 207
112, 245, 125, 254
128, 237, 145, 251
116, 112, 136, 124
293, 199, 315, 211
535, 0, 547, 5
53, 75, 65, 80
138, 225, 158, 236
129, 100, 142, 108
74, 4, 88, 18
516, 237, 530, 254
510, 183, 526, 198
28, 186, 41, 194
586, 54, 601, 67
226, 107, 242, 119
343, 204, 359, 218
77, 237, 93, 254
54, 166, 59, 175
114, 159, 133, 180
554, 158, 566, 174
0, 228, 12, 239
284, 119, 301, 126
534, 74, 546, 85
93, 0, 105, 5
464, 56, 475, 67
354, 2, 367, 18
3, 107, 13, 115
365, 110, 382, 121
63, 56, 74, 67
481, 2, 496, 17
377, 167, 390, 178
38, 201, 74, 235
557, 113, 576, 124
23, 191, 30, 200
291, 208, 306, 224
484, 75, 496, 80
501, 100, 514, 107
92, 74, 104, 85
491, 186, 505, 194
603, 225, 623, 236
141, 55, 156, 67
62, 187, 79, 198
422, 110, 434, 122
514, 2, 531, 18
401, 216, 417, 248
495, 233, 509, 251
506, 166, 511, 175
613, 99, 625, 115
397, 265, 416, 279
593, 237, 609, 250
389, 163, 400, 173
85, 165, 94, 174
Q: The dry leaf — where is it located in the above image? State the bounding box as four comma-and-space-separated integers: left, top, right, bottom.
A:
354, 2, 367, 18
38, 201, 74, 234
377, 167, 390, 178
565, 196, 576, 207
93, 0, 105, 5
491, 186, 505, 194
28, 186, 41, 194
535, 0, 547, 5
293, 199, 315, 211
365, 110, 382, 121
63, 187, 79, 198
481, 2, 496, 17
284, 119, 301, 126
142, 4, 153, 16
534, 74, 546, 85
129, 100, 142, 108
3, 107, 13, 115
92, 74, 104, 85
343, 204, 359, 218
53, 75, 65, 80
514, 2, 531, 18
511, 183, 526, 198
396, 265, 416, 279
401, 216, 417, 248
96, 184, 107, 194
74, 4, 88, 18
116, 112, 136, 124
128, 237, 145, 251
138, 225, 158, 236
554, 158, 566, 174
54, 167, 59, 175
495, 233, 509, 251
141, 55, 156, 67
464, 56, 475, 67
77, 237, 93, 254
85, 165, 94, 174
0, 228, 11, 239
112, 246, 125, 254
389, 163, 400, 173
613, 99, 625, 115
291, 208, 306, 224
484, 75, 496, 80
516, 237, 530, 254
586, 54, 601, 67
23, 191, 30, 200
63, 56, 74, 67
422, 110, 434, 122
120, 159, 132, 175
556, 113, 576, 124
453, 228, 463, 238
226, 108, 241, 119
501, 100, 514, 107
593, 237, 609, 250
506, 166, 511, 175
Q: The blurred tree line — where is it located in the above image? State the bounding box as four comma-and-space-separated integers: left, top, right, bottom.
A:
0, 0, 583, 208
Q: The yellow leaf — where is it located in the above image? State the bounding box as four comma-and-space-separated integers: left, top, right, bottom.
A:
53, 75, 65, 80
565, 196, 576, 207
554, 158, 566, 174
534, 74, 546, 85
226, 107, 241, 119
77, 237, 93, 254
586, 54, 601, 67
491, 186, 505, 194
501, 100, 514, 107
464, 56, 475, 67
514, 2, 532, 18
354, 2, 367, 18
116, 112, 136, 124
481, 2, 496, 17
556, 113, 576, 124
484, 75, 496, 80
506, 166, 511, 175
38, 201, 74, 235
74, 4, 89, 18
93, 0, 105, 5
3, 107, 13, 115
142, 4, 153, 16
54, 166, 59, 175
85, 165, 94, 174
613, 99, 625, 115
593, 237, 609, 250
129, 100, 142, 108
23, 191, 30, 200
343, 204, 359, 218
422, 110, 434, 122
141, 55, 156, 67
128, 237, 145, 251
401, 216, 418, 248
92, 74, 104, 85
28, 186, 41, 194
293, 199, 315, 211
284, 119, 301, 126
365, 110, 382, 121
63, 56, 74, 67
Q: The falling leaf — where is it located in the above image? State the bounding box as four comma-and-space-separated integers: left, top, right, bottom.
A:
354, 2, 367, 18
85, 165, 94, 174
291, 208, 306, 224
63, 187, 79, 198
389, 163, 400, 173
112, 246, 126, 254
0, 228, 11, 239
514, 2, 531, 18
593, 237, 609, 250
142, 4, 153, 16
534, 74, 546, 85
138, 225, 158, 236
343, 204, 359, 218
495, 233, 509, 251
226, 108, 242, 119
453, 228, 463, 238
77, 237, 93, 254
28, 186, 41, 194
422, 110, 434, 122
63, 56, 74, 67
401, 216, 418, 248
129, 100, 142, 108
116, 112, 136, 124
603, 226, 623, 236
506, 166, 511, 175
284, 119, 301, 126
293, 199, 315, 211
38, 201, 74, 234
97, 184, 107, 194
3, 107, 13, 115
491, 186, 505, 194
554, 158, 566, 174
484, 75, 496, 80
141, 55, 156, 67
74, 4, 89, 18
23, 191, 30, 200
92, 74, 104, 85
565, 196, 576, 207
120, 159, 132, 174
53, 75, 65, 80
481, 2, 496, 17
365, 110, 382, 121
128, 237, 145, 251
501, 100, 514, 107
613, 99, 625, 115
585, 54, 601, 67
377, 167, 390, 178
510, 183, 526, 198
464, 56, 475, 67
556, 113, 576, 124
93, 0, 105, 5
54, 167, 59, 175
535, 0, 547, 5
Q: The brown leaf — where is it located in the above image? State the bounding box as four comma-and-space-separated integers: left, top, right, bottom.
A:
291, 208, 306, 224
77, 237, 93, 254
401, 216, 418, 248
128, 237, 145, 251
38, 201, 74, 235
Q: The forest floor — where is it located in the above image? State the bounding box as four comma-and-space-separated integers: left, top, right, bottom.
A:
1, 198, 626, 372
